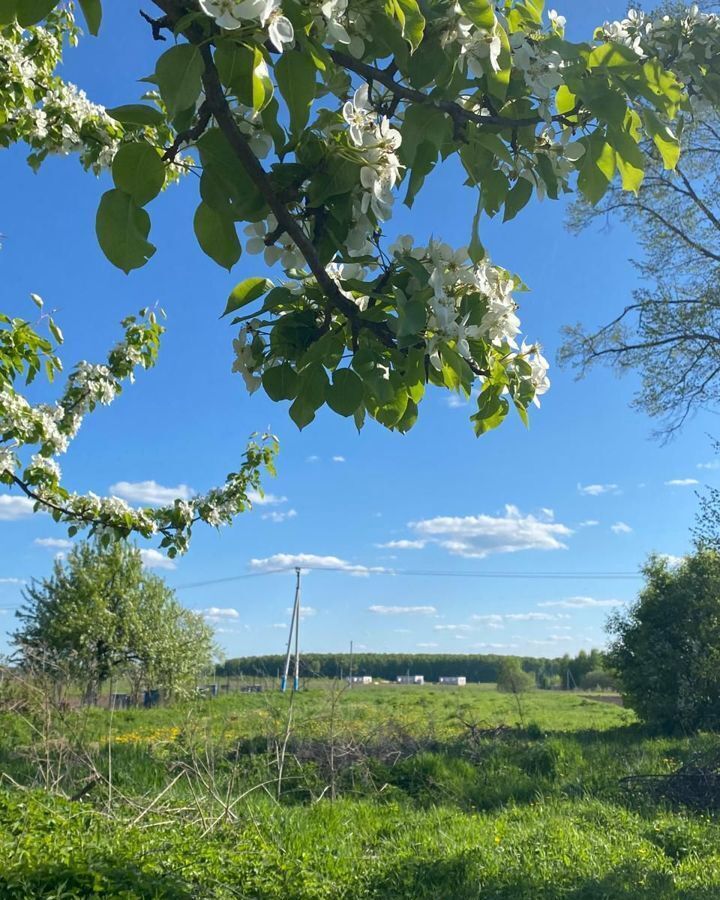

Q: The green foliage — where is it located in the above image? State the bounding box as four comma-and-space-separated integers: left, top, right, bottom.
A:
608, 550, 720, 732
6, 1, 716, 437
14, 539, 214, 699
497, 657, 536, 693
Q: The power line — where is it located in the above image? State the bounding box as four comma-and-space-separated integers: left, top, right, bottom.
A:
173, 565, 643, 590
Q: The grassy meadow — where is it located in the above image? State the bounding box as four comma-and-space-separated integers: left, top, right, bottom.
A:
2, 683, 720, 898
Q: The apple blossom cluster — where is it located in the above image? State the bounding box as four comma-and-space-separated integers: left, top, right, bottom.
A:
0, 302, 277, 556
390, 237, 550, 406
198, 0, 294, 50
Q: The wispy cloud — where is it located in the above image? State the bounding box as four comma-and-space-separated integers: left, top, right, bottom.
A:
578, 483, 620, 496
34, 537, 73, 550
408, 505, 571, 559
262, 509, 297, 524
611, 521, 632, 534
285, 605, 317, 618
0, 495, 35, 520
697, 461, 720, 470
376, 540, 426, 550
332, 456, 346, 463
272, 622, 288, 629
538, 596, 624, 609
139, 548, 176, 571
0, 577, 24, 585
417, 642, 439, 648
250, 553, 388, 576
433, 624, 472, 632
247, 490, 288, 506
369, 605, 437, 615
110, 480, 193, 505
665, 478, 699, 487
472, 642, 518, 650
579, 520, 599, 528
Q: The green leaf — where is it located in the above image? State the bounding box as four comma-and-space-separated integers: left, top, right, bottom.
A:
606, 126, 645, 193
468, 193, 484, 263
396, 397, 418, 432
471, 384, 509, 436
112, 142, 165, 207
215, 40, 273, 111
289, 395, 316, 430
78, 0, 101, 34
326, 368, 364, 417
197, 128, 267, 220
306, 156, 359, 205
0, 0, 17, 24
577, 131, 614, 205
458, 0, 494, 29
486, 24, 512, 102
503, 178, 533, 222
262, 363, 299, 401
642, 109, 680, 170
393, 0, 425, 51
587, 41, 640, 71
275, 51, 316, 137
16, 0, 54, 26
96, 189, 156, 274
222, 277, 272, 316
106, 104, 165, 127
404, 140, 437, 207
193, 202, 241, 270
155, 44, 204, 118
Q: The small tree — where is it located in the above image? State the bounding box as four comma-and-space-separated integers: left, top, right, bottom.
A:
607, 551, 720, 732
14, 540, 214, 701
496, 657, 535, 693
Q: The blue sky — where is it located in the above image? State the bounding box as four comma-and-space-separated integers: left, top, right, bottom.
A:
1, 1, 716, 660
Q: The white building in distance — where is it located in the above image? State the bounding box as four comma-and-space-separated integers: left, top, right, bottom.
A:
439, 676, 467, 686
396, 675, 424, 685
348, 675, 373, 684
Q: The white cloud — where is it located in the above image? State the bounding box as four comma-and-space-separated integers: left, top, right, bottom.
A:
332, 456, 346, 463
577, 483, 620, 496
409, 505, 571, 559
306, 455, 320, 463
579, 520, 599, 528
285, 605, 317, 618
611, 521, 632, 534
0, 495, 35, 520
109, 480, 193, 505
34, 537, 73, 550
417, 642, 439, 648
393, 628, 412, 634
433, 624, 472, 632
262, 509, 298, 523
139, 548, 176, 570
665, 478, 699, 487
250, 553, 388, 577
272, 622, 288, 629
505, 612, 559, 622
659, 553, 684, 567
247, 490, 288, 506
376, 540, 426, 550
0, 577, 23, 585
369, 605, 437, 615
538, 596, 624, 609
201, 607, 240, 622
547, 633, 574, 642
697, 461, 720, 470
472, 642, 518, 650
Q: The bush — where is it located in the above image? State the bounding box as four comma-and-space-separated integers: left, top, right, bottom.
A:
608, 550, 720, 732
580, 670, 617, 691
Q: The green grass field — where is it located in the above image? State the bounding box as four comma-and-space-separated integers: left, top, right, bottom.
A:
2, 684, 719, 898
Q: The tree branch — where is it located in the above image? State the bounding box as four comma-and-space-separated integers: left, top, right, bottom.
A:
327, 49, 581, 131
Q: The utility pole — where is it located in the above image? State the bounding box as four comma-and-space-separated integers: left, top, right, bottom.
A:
348, 640, 354, 687
281, 568, 302, 692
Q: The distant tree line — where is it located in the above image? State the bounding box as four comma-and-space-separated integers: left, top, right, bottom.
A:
217, 649, 608, 688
